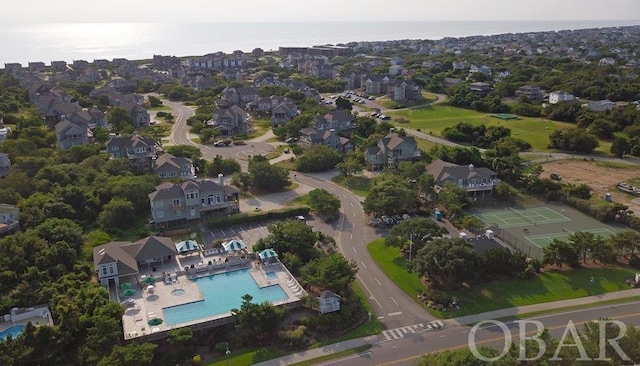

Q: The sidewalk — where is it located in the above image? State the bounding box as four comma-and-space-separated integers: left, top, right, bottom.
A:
451, 288, 640, 325
253, 336, 378, 366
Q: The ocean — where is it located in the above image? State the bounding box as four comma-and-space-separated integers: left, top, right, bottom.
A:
1, 20, 638, 65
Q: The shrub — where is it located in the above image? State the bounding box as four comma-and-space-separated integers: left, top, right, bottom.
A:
629, 255, 640, 269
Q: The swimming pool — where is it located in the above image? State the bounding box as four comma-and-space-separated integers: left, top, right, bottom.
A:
0, 324, 25, 341
265, 271, 277, 279
163, 269, 288, 326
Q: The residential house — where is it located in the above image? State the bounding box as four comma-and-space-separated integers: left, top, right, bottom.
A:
153, 154, 195, 180
469, 82, 493, 96
221, 68, 243, 82
209, 105, 251, 136
106, 134, 161, 173
0, 153, 11, 177
50, 60, 67, 73
117, 101, 151, 128
344, 71, 367, 90
469, 64, 492, 76
599, 57, 616, 66
422, 60, 442, 69
389, 64, 403, 76
67, 106, 107, 129
452, 61, 470, 70
148, 177, 240, 228
515, 85, 543, 101
299, 59, 336, 79
270, 101, 299, 128
222, 87, 259, 107
311, 110, 354, 132
93, 236, 177, 287
0, 203, 20, 236
28, 62, 46, 73
316, 290, 341, 313
443, 77, 464, 88
587, 99, 615, 112
93, 59, 111, 69
298, 128, 353, 153
426, 159, 499, 199
44, 101, 84, 129
549, 90, 575, 104
3, 63, 23, 76
364, 131, 420, 171
72, 59, 89, 71
387, 80, 422, 102
55, 119, 89, 150
362, 75, 383, 95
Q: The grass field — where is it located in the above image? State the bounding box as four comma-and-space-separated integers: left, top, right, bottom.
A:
367, 238, 638, 318
388, 104, 612, 153
331, 175, 373, 197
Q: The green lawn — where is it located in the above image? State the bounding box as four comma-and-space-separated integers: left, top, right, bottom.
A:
331, 175, 373, 197
367, 238, 639, 318
388, 105, 610, 153
207, 347, 285, 366
247, 119, 272, 139
452, 266, 638, 317
367, 239, 427, 307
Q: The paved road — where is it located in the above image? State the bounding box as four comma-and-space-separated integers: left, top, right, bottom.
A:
325, 300, 640, 366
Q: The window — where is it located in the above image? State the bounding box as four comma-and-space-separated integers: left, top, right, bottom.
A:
216, 194, 221, 203
102, 267, 107, 276
156, 201, 163, 208
109, 266, 114, 274
172, 199, 181, 206
157, 211, 164, 218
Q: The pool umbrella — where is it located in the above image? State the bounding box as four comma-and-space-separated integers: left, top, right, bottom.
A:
175, 240, 200, 253
223, 239, 246, 252
121, 289, 136, 297
142, 276, 156, 284
148, 318, 163, 326
258, 248, 278, 260
119, 282, 133, 290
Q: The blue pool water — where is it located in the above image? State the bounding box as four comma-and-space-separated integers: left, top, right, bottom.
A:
265, 272, 277, 279
163, 269, 288, 326
0, 325, 25, 341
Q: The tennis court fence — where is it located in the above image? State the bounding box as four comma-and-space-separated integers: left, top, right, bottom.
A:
490, 225, 544, 261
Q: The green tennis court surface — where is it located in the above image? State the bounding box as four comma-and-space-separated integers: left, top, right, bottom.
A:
474, 207, 570, 228
525, 228, 617, 249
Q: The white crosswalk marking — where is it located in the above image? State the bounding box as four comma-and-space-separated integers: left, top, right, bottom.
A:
382, 321, 446, 341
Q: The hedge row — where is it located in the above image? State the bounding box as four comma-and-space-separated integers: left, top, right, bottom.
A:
206, 206, 310, 229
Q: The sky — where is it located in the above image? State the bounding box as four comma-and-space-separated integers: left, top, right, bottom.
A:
4, 0, 640, 23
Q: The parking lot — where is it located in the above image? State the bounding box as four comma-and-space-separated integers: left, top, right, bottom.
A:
201, 222, 271, 249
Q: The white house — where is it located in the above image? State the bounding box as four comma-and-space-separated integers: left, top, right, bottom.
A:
549, 90, 575, 104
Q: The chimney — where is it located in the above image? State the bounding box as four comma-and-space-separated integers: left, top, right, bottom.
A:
218, 173, 224, 186
390, 128, 395, 133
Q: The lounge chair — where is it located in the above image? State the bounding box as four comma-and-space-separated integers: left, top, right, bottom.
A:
134, 315, 143, 323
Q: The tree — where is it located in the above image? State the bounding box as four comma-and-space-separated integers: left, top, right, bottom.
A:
254, 220, 318, 263
248, 159, 290, 192
206, 155, 241, 177
97, 198, 135, 230
567, 231, 599, 263
437, 183, 469, 218
107, 107, 132, 132
299, 253, 357, 294
147, 95, 163, 108
384, 218, 447, 256
410, 238, 483, 289
543, 239, 580, 268
610, 136, 629, 158
231, 294, 286, 343
167, 327, 193, 348
165, 144, 202, 160
296, 145, 342, 173
363, 179, 418, 216
354, 116, 377, 137
336, 153, 362, 179
97, 343, 157, 366
308, 188, 341, 220
334, 96, 353, 111
231, 172, 252, 193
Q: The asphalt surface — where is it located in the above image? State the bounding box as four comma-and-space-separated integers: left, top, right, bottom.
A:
324, 301, 640, 366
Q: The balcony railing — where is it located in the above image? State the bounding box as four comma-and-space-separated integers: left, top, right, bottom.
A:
464, 179, 500, 192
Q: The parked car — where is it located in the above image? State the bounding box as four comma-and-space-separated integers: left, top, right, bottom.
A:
213, 141, 225, 147
285, 137, 298, 143
233, 140, 246, 145
370, 218, 381, 227
402, 213, 411, 220
296, 215, 306, 222
368, 96, 375, 100
381, 215, 394, 225
550, 173, 561, 181
392, 215, 403, 224
284, 148, 290, 154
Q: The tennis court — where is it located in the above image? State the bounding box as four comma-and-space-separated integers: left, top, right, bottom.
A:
525, 228, 618, 249
474, 207, 570, 228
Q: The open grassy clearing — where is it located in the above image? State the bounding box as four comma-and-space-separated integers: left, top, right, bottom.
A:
389, 105, 612, 153
331, 175, 373, 197
367, 238, 638, 318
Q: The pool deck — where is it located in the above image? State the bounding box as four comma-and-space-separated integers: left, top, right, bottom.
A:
122, 257, 306, 340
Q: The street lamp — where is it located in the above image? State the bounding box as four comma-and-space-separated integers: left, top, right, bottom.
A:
226, 346, 231, 366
